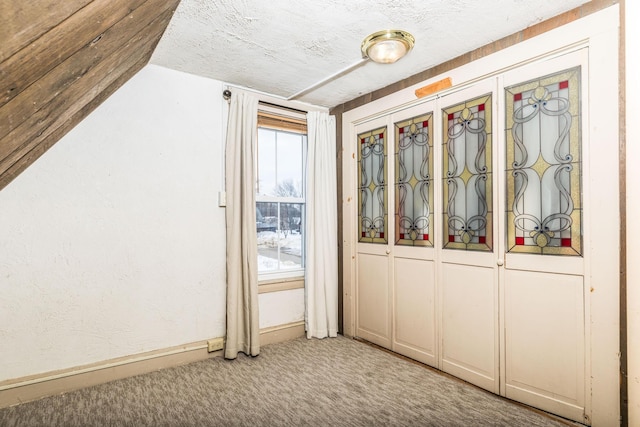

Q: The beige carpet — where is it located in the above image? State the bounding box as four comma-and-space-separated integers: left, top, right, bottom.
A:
0, 335, 578, 426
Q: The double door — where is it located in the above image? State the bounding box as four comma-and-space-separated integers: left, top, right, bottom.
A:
354, 51, 589, 423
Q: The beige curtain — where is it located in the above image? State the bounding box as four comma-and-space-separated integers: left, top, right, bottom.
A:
305, 111, 338, 338
224, 91, 260, 359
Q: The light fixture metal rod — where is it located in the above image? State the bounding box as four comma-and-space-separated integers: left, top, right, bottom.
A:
287, 57, 368, 101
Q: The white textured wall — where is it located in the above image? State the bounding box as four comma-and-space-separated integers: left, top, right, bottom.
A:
0, 64, 304, 382
627, 1, 640, 424
259, 289, 305, 329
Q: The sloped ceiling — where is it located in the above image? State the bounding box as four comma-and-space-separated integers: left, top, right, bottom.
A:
151, 0, 589, 107
0, 0, 180, 191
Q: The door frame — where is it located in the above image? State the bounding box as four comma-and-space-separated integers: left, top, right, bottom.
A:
341, 6, 619, 426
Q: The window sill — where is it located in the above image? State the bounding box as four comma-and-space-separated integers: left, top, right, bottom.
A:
258, 276, 305, 294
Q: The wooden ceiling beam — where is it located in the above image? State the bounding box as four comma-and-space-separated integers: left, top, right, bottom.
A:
0, 0, 176, 143
0, 0, 180, 190
1, 0, 148, 109
0, 0, 93, 62
0, 7, 174, 177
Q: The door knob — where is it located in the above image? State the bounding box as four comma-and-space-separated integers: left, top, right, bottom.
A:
386, 248, 391, 254
497, 259, 504, 266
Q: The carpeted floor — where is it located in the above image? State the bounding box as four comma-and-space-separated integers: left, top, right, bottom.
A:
0, 335, 578, 426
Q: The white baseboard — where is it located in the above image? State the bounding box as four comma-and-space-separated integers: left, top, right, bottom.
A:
260, 321, 305, 345
0, 321, 305, 409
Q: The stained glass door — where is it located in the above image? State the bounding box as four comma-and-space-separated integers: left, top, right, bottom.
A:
390, 103, 437, 366
500, 52, 587, 422
354, 101, 439, 366
354, 116, 392, 349
438, 79, 500, 394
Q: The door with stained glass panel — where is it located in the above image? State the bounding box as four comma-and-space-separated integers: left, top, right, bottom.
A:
499, 51, 588, 422
438, 79, 500, 394
355, 116, 393, 350
389, 103, 437, 366
355, 103, 438, 366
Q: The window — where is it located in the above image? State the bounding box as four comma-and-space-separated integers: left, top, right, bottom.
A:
256, 111, 307, 278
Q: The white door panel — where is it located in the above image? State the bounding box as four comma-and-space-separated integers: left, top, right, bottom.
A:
504, 269, 585, 421
441, 263, 498, 392
393, 257, 436, 366
356, 252, 391, 347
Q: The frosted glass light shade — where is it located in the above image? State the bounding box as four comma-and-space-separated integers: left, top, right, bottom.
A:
361, 30, 415, 64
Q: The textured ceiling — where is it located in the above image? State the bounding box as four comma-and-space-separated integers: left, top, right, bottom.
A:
150, 0, 589, 108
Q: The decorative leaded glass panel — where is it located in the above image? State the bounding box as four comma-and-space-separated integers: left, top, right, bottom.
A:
394, 113, 433, 247
505, 67, 582, 256
442, 94, 493, 251
358, 127, 387, 243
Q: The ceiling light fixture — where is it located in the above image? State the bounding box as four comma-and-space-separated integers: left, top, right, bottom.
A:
361, 30, 415, 64
287, 29, 415, 100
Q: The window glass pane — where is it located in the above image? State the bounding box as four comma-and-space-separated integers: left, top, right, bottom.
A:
505, 67, 582, 256
278, 203, 303, 269
257, 201, 278, 272
276, 132, 304, 197
442, 94, 493, 251
256, 122, 305, 277
257, 128, 276, 196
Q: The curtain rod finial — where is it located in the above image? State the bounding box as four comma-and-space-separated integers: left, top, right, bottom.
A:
223, 89, 232, 101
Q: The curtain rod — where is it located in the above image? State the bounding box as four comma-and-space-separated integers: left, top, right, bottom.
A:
222, 89, 308, 115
